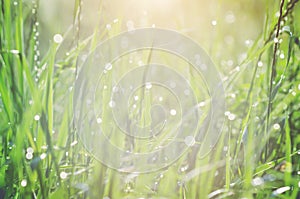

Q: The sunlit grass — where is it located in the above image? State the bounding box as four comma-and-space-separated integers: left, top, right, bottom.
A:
0, 0, 300, 198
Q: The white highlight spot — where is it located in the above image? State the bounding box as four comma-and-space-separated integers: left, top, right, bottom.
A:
211, 20, 217, 26
280, 53, 285, 59
106, 24, 111, 30
60, 172, 68, 179
185, 136, 195, 146
145, 82, 152, 89
27, 147, 34, 153
26, 153, 33, 160
34, 115, 40, 121
105, 63, 112, 71
228, 113, 236, 121
53, 34, 63, 44
273, 123, 280, 130
170, 109, 177, 116
258, 61, 263, 67
109, 100, 116, 108
40, 153, 47, 160
97, 117, 102, 124
21, 179, 27, 187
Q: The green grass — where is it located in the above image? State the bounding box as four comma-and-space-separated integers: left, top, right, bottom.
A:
0, 0, 300, 198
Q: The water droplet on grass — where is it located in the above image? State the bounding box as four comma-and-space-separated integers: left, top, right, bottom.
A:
185, 136, 195, 146
53, 34, 63, 44
273, 123, 280, 130
225, 11, 235, 23
40, 153, 47, 160
109, 100, 116, 108
60, 172, 68, 179
105, 63, 112, 71
26, 153, 33, 160
145, 82, 152, 89
170, 109, 177, 116
252, 177, 264, 186
34, 115, 40, 121
223, 146, 228, 151
258, 61, 263, 67
21, 179, 27, 187
211, 20, 217, 26
97, 118, 102, 124
27, 147, 34, 153
228, 113, 236, 121
106, 24, 111, 30
280, 53, 285, 59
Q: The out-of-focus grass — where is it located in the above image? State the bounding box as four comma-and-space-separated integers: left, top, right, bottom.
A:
0, 0, 300, 198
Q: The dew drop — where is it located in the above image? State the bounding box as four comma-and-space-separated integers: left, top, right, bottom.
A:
109, 100, 116, 108
26, 153, 33, 160
105, 63, 112, 71
97, 117, 102, 124
158, 96, 163, 101
170, 109, 177, 116
211, 20, 217, 26
198, 101, 205, 107
21, 179, 27, 187
252, 177, 264, 186
40, 153, 47, 160
134, 96, 139, 101
274, 37, 279, 43
245, 40, 251, 46
106, 24, 111, 30
145, 82, 152, 89
53, 34, 63, 44
60, 172, 68, 179
34, 115, 40, 121
279, 53, 285, 59
70, 140, 78, 147
184, 136, 195, 146
273, 123, 280, 130
258, 61, 263, 67
223, 146, 228, 151
228, 113, 236, 121
180, 165, 189, 172
27, 147, 34, 153
225, 11, 235, 23
215, 170, 219, 176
